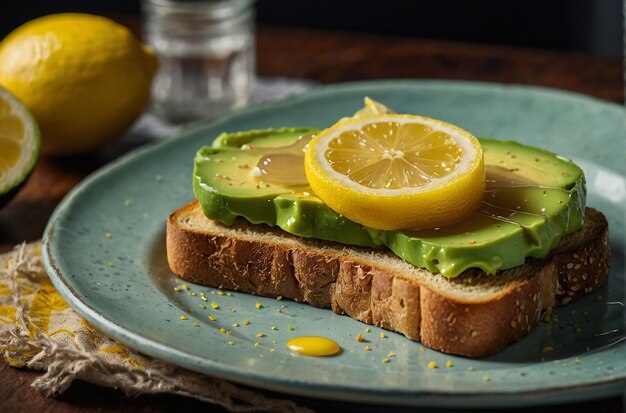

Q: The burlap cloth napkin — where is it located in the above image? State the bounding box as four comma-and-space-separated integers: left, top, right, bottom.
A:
0, 242, 312, 412
0, 78, 316, 412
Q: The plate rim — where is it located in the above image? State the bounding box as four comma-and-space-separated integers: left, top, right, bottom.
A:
42, 79, 626, 407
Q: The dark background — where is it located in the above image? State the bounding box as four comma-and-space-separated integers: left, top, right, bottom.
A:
0, 0, 623, 58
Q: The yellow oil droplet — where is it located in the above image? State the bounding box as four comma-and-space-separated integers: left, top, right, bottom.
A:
252, 134, 313, 187
286, 336, 340, 357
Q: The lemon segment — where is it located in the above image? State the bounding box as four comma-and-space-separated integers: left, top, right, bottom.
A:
304, 114, 485, 230
0, 87, 39, 201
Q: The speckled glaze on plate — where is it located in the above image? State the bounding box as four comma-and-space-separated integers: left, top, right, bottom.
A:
43, 80, 626, 408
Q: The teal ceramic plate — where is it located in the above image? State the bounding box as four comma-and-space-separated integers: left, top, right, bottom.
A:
43, 80, 626, 408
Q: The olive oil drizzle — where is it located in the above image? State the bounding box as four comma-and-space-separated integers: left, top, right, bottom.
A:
251, 134, 313, 187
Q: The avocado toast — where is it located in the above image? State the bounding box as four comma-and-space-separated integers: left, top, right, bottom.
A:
166, 104, 610, 357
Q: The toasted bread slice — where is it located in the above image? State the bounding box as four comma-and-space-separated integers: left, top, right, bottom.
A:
166, 201, 609, 357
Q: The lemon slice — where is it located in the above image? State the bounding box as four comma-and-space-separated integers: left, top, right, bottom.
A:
304, 113, 485, 230
0, 87, 39, 206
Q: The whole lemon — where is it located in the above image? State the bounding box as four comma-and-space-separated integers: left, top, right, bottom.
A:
0, 13, 157, 155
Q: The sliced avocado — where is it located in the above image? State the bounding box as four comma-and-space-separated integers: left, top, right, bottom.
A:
194, 128, 381, 247
376, 184, 584, 275
212, 128, 316, 149
193, 129, 585, 277
482, 139, 584, 190
376, 141, 586, 275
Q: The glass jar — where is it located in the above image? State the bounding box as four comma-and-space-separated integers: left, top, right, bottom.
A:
142, 0, 255, 123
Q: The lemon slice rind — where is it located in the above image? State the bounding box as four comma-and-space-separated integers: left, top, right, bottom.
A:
305, 113, 485, 230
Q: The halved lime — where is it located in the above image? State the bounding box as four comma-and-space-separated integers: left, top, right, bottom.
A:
0, 87, 40, 208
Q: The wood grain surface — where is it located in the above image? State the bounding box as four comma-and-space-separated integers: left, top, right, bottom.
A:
0, 23, 623, 413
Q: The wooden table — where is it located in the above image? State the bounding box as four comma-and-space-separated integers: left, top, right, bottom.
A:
0, 25, 623, 412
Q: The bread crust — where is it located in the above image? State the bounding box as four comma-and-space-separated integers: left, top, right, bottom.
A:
166, 201, 610, 357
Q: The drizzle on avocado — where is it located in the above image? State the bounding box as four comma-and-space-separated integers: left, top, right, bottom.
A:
193, 131, 584, 277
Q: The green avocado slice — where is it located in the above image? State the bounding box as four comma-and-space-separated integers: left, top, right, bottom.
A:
193, 128, 585, 277
194, 128, 380, 247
